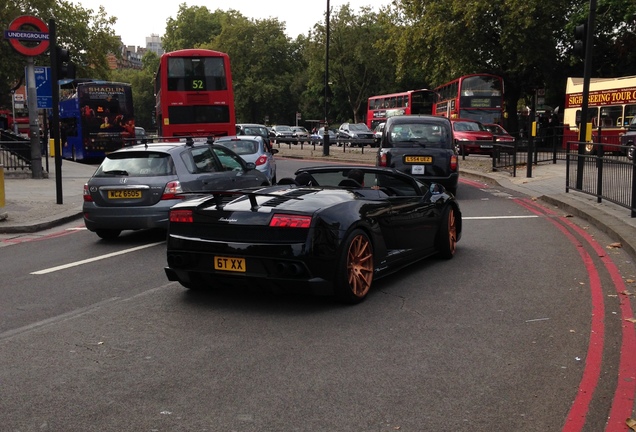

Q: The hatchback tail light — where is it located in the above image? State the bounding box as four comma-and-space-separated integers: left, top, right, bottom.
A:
255, 155, 268, 166
270, 214, 312, 228
83, 184, 93, 202
161, 180, 184, 200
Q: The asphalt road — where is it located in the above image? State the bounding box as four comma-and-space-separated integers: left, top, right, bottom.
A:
1, 158, 634, 431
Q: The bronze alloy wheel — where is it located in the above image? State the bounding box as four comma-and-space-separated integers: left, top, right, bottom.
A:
447, 207, 457, 256
437, 206, 458, 259
347, 233, 374, 298
336, 229, 374, 303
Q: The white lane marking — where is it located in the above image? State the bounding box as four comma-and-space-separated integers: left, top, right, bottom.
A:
30, 241, 165, 275
463, 215, 539, 220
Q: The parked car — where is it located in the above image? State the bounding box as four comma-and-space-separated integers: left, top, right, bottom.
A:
164, 165, 462, 304
376, 115, 459, 195
291, 126, 310, 144
451, 119, 495, 155
236, 123, 271, 145
310, 127, 337, 145
483, 123, 515, 143
621, 116, 636, 160
134, 126, 147, 144
269, 125, 294, 143
337, 123, 375, 147
82, 141, 270, 239
214, 135, 278, 184
373, 122, 385, 147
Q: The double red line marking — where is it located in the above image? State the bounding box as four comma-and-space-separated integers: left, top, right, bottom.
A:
515, 197, 636, 431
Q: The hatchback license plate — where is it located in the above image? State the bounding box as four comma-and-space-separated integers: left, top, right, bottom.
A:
214, 256, 246, 272
108, 190, 142, 199
405, 155, 432, 163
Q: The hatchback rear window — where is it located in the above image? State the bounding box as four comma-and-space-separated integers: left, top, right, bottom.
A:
217, 140, 258, 155
387, 123, 451, 148
95, 152, 174, 177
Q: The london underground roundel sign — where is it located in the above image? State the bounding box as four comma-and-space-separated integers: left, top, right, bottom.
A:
5, 15, 50, 56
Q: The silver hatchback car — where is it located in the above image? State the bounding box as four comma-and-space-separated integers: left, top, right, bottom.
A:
83, 141, 270, 239
214, 135, 278, 184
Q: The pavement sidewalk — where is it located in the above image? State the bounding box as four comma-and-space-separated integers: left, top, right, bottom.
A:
2, 147, 636, 260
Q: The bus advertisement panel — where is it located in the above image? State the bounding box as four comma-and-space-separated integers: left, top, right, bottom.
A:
563, 75, 636, 153
59, 82, 135, 161
155, 49, 236, 139
366, 89, 438, 130
432, 74, 504, 125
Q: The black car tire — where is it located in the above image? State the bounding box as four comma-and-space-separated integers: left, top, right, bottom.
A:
335, 229, 374, 304
96, 229, 121, 240
627, 143, 635, 161
436, 206, 458, 259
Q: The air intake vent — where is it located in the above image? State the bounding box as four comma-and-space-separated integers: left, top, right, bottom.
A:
262, 189, 314, 207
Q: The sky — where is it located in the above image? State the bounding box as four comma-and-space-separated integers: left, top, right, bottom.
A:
69, 0, 389, 48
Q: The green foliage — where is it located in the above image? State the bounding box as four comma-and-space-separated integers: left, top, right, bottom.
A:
2, 0, 634, 136
110, 51, 158, 131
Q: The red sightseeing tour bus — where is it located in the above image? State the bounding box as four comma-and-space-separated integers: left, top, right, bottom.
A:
154, 49, 236, 139
562, 75, 636, 154
366, 89, 438, 130
433, 73, 505, 125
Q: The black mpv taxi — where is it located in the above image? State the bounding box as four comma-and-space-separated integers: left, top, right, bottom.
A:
376, 115, 459, 195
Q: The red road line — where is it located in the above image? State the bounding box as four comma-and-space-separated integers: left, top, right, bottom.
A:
516, 197, 636, 431
513, 198, 606, 431
517, 198, 636, 431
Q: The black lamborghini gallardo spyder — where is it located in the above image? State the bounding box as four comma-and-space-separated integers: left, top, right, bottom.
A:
165, 165, 461, 304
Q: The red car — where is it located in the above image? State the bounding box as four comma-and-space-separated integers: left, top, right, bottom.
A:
484, 123, 515, 143
451, 119, 495, 155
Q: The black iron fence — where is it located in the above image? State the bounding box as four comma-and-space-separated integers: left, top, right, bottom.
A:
565, 142, 636, 217
0, 130, 32, 171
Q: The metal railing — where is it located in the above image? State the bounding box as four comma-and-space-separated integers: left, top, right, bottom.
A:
565, 142, 636, 217
0, 130, 32, 171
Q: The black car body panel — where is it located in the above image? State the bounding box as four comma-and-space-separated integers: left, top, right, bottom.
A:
376, 115, 459, 195
165, 165, 462, 300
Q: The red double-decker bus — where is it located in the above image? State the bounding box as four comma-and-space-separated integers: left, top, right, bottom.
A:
154, 49, 236, 139
562, 75, 636, 154
432, 74, 504, 125
366, 89, 438, 130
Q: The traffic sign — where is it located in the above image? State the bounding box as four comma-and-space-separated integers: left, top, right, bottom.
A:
4, 15, 49, 56
25, 66, 53, 109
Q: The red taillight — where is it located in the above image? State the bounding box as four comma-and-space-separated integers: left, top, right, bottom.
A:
161, 180, 184, 200
255, 155, 268, 166
170, 209, 193, 223
450, 154, 458, 171
83, 184, 93, 202
378, 152, 387, 167
269, 214, 312, 228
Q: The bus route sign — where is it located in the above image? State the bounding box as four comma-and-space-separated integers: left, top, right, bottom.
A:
4, 15, 50, 57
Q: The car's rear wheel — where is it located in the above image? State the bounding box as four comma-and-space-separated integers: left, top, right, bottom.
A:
335, 229, 374, 304
96, 229, 121, 240
436, 206, 458, 259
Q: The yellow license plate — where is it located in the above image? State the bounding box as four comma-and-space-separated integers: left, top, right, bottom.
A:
108, 190, 142, 199
214, 256, 246, 272
404, 156, 432, 163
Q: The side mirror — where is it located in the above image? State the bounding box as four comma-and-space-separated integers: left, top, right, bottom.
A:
245, 162, 257, 170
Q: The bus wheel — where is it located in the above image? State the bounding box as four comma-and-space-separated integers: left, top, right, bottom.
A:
627, 144, 635, 161
583, 142, 595, 155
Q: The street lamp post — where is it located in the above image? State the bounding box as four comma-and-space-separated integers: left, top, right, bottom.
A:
323, 0, 330, 156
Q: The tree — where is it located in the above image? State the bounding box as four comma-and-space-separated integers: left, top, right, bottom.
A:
110, 51, 159, 131
162, 3, 224, 52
